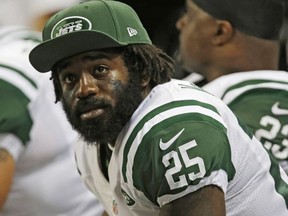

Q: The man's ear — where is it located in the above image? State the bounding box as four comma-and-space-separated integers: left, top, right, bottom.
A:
212, 20, 234, 45
140, 74, 150, 87
140, 74, 151, 98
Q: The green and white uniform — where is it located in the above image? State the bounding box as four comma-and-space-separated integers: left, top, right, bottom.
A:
76, 79, 288, 216
201, 71, 288, 173
0, 26, 104, 216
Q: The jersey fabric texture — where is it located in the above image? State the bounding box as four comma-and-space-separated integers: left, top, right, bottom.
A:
0, 26, 104, 216
201, 71, 288, 173
75, 79, 288, 216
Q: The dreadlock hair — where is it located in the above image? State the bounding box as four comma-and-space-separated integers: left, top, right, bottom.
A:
122, 44, 174, 89
50, 67, 62, 103
51, 43, 175, 103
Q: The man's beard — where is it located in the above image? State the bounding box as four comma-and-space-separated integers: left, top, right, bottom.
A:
62, 79, 143, 145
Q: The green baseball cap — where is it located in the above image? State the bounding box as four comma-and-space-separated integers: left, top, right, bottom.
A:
29, 0, 152, 72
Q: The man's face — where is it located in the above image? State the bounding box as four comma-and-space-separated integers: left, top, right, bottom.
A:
56, 50, 143, 145
176, 0, 216, 73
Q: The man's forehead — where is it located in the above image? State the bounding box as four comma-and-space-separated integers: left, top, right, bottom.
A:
55, 49, 123, 69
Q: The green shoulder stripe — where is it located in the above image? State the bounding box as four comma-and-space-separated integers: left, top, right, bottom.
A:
131, 113, 235, 205
227, 88, 288, 108
122, 100, 220, 183
0, 27, 27, 40
235, 115, 254, 139
269, 152, 288, 206
0, 80, 33, 145
22, 36, 42, 43
226, 88, 288, 139
223, 79, 288, 97
0, 64, 37, 88
0, 27, 41, 43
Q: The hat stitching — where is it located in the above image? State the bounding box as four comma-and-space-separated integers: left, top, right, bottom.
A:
102, 1, 119, 41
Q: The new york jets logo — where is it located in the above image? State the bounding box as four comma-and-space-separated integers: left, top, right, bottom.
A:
51, 16, 92, 39
121, 189, 135, 206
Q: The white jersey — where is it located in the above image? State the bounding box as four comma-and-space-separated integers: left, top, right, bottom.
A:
75, 141, 114, 216
76, 79, 288, 216
200, 71, 288, 173
0, 26, 104, 216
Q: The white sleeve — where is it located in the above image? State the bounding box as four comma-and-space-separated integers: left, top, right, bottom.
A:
0, 133, 25, 160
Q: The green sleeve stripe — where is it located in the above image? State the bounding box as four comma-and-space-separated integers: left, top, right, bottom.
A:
268, 152, 288, 206
0, 64, 37, 88
21, 36, 42, 43
0, 27, 28, 39
235, 115, 254, 139
0, 80, 33, 145
133, 114, 233, 200
0, 27, 41, 43
222, 81, 288, 105
0, 65, 37, 100
223, 79, 288, 96
122, 100, 223, 182
226, 88, 288, 108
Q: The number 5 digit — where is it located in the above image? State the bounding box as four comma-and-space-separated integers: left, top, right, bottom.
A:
179, 140, 206, 181
162, 151, 188, 190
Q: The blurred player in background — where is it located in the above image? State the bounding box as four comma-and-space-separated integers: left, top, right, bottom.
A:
177, 0, 288, 173
0, 0, 104, 215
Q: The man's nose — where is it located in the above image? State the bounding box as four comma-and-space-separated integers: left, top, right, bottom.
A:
75, 72, 99, 98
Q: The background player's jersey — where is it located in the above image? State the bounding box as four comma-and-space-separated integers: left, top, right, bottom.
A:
202, 71, 288, 172
76, 79, 288, 216
0, 26, 103, 216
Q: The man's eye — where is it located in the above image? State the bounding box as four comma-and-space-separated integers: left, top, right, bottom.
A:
94, 65, 109, 74
63, 73, 77, 84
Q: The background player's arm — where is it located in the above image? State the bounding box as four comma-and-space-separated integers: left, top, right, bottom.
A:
0, 148, 15, 209
159, 185, 225, 216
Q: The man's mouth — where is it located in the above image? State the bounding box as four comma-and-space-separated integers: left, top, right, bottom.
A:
80, 108, 105, 120
73, 97, 112, 122
77, 103, 109, 121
